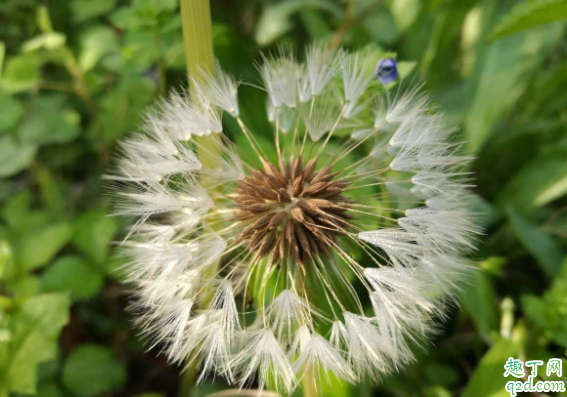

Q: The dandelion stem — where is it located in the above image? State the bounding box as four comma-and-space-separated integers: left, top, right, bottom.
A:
179, 0, 222, 287
178, 363, 199, 397
180, 0, 214, 78
178, 1, 218, 396
180, 0, 220, 181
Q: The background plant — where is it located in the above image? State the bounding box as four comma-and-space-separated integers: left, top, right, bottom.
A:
0, 1, 566, 397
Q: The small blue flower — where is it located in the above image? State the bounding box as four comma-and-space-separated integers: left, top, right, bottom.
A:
375, 58, 398, 85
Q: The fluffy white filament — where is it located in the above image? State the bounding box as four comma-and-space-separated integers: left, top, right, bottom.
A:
266, 289, 312, 343
304, 45, 341, 99
192, 64, 240, 116
294, 333, 356, 382
342, 52, 375, 118
232, 329, 296, 393
259, 50, 300, 109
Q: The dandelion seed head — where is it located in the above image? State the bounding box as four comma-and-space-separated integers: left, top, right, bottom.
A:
109, 45, 479, 394
232, 156, 352, 264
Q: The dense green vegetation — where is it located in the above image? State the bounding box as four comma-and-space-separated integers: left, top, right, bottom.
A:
1, 0, 566, 396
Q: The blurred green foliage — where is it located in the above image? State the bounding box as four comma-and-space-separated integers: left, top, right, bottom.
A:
0, 0, 566, 396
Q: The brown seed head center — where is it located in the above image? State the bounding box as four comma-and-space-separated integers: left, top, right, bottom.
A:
232, 155, 352, 265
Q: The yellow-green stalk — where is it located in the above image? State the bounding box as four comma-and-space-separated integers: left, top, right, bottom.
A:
180, 0, 221, 176
180, 0, 214, 79
178, 2, 217, 395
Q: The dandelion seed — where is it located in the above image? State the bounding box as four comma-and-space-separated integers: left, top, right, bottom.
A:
294, 333, 356, 382
192, 63, 240, 116
341, 52, 375, 119
259, 49, 301, 109
232, 329, 296, 393
266, 290, 312, 343
110, 47, 478, 394
304, 45, 342, 99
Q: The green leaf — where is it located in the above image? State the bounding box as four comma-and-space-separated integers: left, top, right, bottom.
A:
1, 190, 33, 230
0, 92, 24, 132
0, 53, 42, 93
361, 7, 398, 46
522, 257, 567, 347
94, 74, 156, 145
71, 0, 117, 22
105, 256, 129, 281
461, 338, 520, 397
37, 5, 53, 33
22, 33, 66, 52
464, 2, 563, 153
423, 386, 453, 397
37, 351, 62, 383
0, 136, 37, 178
110, 31, 161, 72
18, 222, 73, 272
0, 240, 11, 280
391, 0, 422, 32
490, 0, 567, 41
42, 256, 104, 301
110, 8, 145, 30
73, 209, 118, 267
0, 293, 70, 395
110, 0, 176, 30
459, 260, 500, 339
79, 27, 118, 72
507, 207, 563, 277
496, 146, 567, 209
18, 96, 81, 145
535, 173, 567, 206
36, 167, 66, 214
62, 344, 127, 397
6, 276, 42, 299
133, 0, 177, 15
423, 362, 461, 389
255, 0, 342, 46
397, 61, 417, 79
35, 382, 63, 397
300, 9, 333, 41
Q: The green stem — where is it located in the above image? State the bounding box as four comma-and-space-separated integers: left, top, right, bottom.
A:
178, 363, 199, 397
180, 0, 222, 292
180, 0, 215, 80
178, 1, 217, 396
180, 0, 221, 180
0, 41, 5, 78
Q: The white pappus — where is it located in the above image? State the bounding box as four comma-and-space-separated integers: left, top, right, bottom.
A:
109, 45, 479, 395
